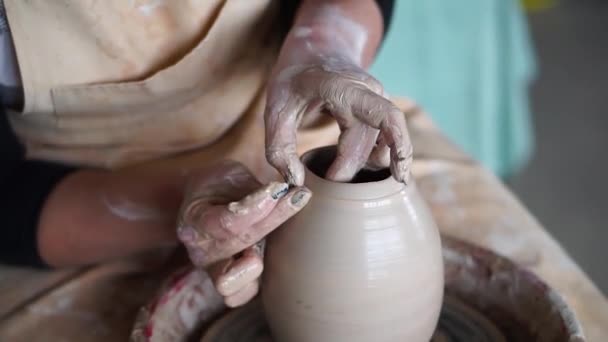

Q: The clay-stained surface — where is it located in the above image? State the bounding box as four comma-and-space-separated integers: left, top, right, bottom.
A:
0, 100, 606, 341
0, 253, 170, 341
412, 159, 608, 341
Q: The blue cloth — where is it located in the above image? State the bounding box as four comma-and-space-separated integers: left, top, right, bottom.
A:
371, 0, 537, 176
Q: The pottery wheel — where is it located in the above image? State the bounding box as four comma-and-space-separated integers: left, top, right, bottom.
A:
201, 296, 506, 342
134, 237, 583, 341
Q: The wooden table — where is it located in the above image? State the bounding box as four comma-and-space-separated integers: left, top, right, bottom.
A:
1, 101, 606, 341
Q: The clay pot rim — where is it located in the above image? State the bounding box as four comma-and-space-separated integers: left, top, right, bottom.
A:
301, 145, 408, 201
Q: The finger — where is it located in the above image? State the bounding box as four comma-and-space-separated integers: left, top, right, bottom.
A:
326, 123, 378, 182
212, 246, 264, 297
245, 187, 311, 242
207, 258, 234, 291
366, 136, 390, 170
264, 92, 306, 186
382, 111, 413, 185
350, 88, 413, 184
213, 187, 312, 258
178, 182, 289, 266
185, 160, 261, 202
221, 181, 290, 232
224, 279, 260, 308
178, 181, 289, 242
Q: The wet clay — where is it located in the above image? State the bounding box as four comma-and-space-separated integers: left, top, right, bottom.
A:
261, 146, 444, 342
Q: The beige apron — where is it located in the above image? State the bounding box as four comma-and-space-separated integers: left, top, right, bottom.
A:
4, 0, 340, 180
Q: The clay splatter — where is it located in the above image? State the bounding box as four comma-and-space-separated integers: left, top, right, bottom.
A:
102, 194, 168, 222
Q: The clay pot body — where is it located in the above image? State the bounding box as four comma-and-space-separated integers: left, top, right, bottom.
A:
262, 147, 444, 342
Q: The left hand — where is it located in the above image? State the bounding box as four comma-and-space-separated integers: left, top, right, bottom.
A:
176, 161, 310, 308
264, 56, 413, 186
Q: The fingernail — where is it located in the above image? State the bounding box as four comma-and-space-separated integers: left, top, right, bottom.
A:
270, 182, 290, 200
291, 189, 312, 206
286, 160, 305, 186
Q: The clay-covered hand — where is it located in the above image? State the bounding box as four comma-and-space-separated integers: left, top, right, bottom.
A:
265, 59, 412, 186
176, 161, 311, 307
264, 3, 413, 186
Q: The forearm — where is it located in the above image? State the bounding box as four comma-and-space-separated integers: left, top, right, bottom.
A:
277, 0, 384, 70
38, 167, 187, 267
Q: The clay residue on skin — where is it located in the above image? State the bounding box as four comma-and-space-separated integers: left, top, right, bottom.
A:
226, 182, 288, 216
293, 5, 369, 66
130, 0, 165, 16
293, 27, 313, 39
220, 164, 259, 189
217, 259, 263, 296
266, 4, 412, 185
102, 194, 169, 222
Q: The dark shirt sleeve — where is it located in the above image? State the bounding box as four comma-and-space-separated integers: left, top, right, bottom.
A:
281, 0, 395, 39
0, 110, 75, 268
376, 0, 395, 34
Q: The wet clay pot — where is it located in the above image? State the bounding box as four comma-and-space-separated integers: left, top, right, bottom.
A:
261, 146, 444, 342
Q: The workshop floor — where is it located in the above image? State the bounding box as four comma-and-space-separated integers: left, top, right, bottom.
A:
509, 0, 608, 293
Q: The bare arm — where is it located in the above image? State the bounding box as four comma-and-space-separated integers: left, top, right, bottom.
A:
278, 0, 384, 70
37, 0, 391, 267
38, 160, 309, 308
37, 167, 185, 267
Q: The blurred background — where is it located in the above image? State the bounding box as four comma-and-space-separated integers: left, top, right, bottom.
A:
510, 0, 608, 293
371, 0, 607, 292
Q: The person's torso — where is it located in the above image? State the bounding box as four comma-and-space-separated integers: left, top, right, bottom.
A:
5, 0, 285, 171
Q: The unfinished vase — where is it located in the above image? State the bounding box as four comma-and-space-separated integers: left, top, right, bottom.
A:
261, 146, 444, 342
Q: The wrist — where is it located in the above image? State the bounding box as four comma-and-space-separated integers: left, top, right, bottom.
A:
275, 25, 363, 74
281, 0, 383, 70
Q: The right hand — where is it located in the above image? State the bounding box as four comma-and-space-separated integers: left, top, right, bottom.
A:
176, 161, 311, 307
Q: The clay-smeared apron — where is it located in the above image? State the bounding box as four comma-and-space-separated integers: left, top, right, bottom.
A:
3, 0, 339, 181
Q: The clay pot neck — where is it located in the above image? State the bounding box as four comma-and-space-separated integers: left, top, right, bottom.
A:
301, 146, 406, 201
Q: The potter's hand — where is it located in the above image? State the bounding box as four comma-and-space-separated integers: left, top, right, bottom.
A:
265, 60, 412, 186
264, 2, 413, 186
177, 161, 311, 307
